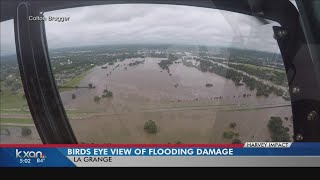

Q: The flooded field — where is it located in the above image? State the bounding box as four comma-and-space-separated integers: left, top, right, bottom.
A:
0, 57, 292, 144
0, 126, 41, 144
61, 58, 289, 110
58, 57, 293, 143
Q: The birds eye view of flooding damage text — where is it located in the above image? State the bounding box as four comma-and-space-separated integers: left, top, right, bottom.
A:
0, 4, 294, 144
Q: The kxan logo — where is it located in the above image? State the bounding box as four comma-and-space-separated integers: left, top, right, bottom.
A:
16, 149, 46, 159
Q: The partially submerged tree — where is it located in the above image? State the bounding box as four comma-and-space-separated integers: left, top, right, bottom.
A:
144, 120, 158, 134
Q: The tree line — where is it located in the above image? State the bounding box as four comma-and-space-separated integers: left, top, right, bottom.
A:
198, 60, 284, 97
228, 64, 287, 86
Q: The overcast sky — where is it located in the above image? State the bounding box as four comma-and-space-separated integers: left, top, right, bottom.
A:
1, 4, 282, 56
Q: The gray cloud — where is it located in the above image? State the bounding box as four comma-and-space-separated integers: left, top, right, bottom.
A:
1, 4, 281, 56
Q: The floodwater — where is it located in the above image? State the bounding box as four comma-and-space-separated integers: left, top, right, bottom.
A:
61, 58, 289, 111
0, 126, 41, 144
58, 57, 293, 143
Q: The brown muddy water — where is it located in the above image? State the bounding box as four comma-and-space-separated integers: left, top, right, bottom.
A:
59, 57, 293, 143
0, 126, 41, 144
61, 58, 289, 111
0, 57, 293, 144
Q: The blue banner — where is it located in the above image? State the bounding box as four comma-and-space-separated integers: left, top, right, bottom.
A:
0, 148, 75, 167
0, 143, 320, 167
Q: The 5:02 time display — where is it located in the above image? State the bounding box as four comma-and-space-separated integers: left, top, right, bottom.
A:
19, 159, 31, 163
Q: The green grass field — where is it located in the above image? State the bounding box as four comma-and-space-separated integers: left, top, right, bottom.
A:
0, 91, 28, 110
58, 68, 93, 92
0, 68, 93, 111
235, 63, 285, 73
0, 118, 33, 124
0, 110, 30, 114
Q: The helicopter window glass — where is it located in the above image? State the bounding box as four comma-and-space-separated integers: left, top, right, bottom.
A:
0, 20, 42, 144
44, 4, 293, 144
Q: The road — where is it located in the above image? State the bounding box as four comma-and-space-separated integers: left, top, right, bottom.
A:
0, 123, 35, 127
1, 102, 291, 123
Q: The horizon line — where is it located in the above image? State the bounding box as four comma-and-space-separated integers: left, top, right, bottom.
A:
1, 43, 280, 57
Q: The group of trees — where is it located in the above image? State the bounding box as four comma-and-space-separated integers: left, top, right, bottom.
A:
168, 54, 179, 61
21, 127, 32, 136
149, 52, 167, 58
199, 60, 242, 88
198, 60, 284, 97
94, 96, 101, 103
228, 64, 287, 86
128, 60, 145, 67
158, 54, 179, 71
223, 122, 242, 144
158, 59, 174, 71
267, 116, 291, 142
223, 131, 237, 139
92, 89, 113, 103
144, 120, 158, 134
225, 48, 284, 68
117, 53, 144, 62
102, 89, 113, 98
0, 56, 24, 93
222, 117, 291, 144
10, 82, 22, 92
2, 78, 23, 93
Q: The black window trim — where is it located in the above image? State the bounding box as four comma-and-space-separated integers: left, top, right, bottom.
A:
14, 2, 78, 144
